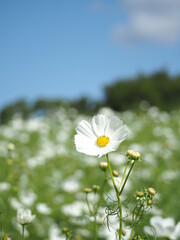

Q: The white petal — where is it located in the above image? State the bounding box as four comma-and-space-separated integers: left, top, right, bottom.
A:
144, 226, 154, 236
25, 209, 31, 216
105, 116, 123, 136
92, 114, 108, 136
98, 146, 111, 158
75, 134, 95, 147
76, 120, 96, 140
108, 141, 122, 152
111, 125, 128, 142
75, 134, 99, 156
77, 146, 99, 156
98, 148, 104, 158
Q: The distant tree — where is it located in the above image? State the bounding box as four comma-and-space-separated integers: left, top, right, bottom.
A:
1, 70, 180, 124
104, 70, 180, 111
0, 99, 30, 124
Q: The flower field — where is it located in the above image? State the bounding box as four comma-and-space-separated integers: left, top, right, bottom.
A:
0, 106, 180, 239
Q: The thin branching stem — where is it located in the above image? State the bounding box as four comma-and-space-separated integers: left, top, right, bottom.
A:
119, 161, 135, 196
86, 193, 97, 240
94, 214, 97, 240
106, 154, 122, 240
119, 161, 130, 190
130, 203, 143, 239
85, 194, 93, 215
106, 154, 118, 194
117, 195, 122, 240
92, 173, 108, 240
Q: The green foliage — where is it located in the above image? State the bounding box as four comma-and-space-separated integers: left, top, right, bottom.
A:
0, 97, 98, 124
105, 70, 180, 111
0, 99, 30, 124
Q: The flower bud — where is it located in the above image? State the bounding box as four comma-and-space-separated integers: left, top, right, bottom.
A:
148, 187, 156, 196
66, 231, 72, 237
2, 232, 12, 240
134, 236, 144, 240
133, 151, 141, 160
99, 162, 108, 171
62, 227, 68, 234
126, 149, 134, 157
7, 143, 15, 151
136, 191, 144, 198
121, 229, 126, 236
126, 149, 141, 160
116, 228, 126, 236
84, 188, 92, 194
147, 199, 153, 206
112, 170, 119, 177
62, 227, 72, 237
93, 185, 100, 193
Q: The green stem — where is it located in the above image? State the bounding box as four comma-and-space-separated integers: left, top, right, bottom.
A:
94, 214, 97, 240
92, 174, 107, 240
130, 225, 135, 239
117, 195, 122, 240
130, 204, 143, 239
119, 161, 135, 196
85, 194, 93, 215
106, 154, 118, 194
22, 225, 25, 240
86, 194, 97, 240
119, 161, 130, 190
106, 154, 122, 240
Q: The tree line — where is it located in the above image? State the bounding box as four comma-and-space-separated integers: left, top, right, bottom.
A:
1, 70, 180, 123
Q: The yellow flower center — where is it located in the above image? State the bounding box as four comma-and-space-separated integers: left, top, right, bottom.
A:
96, 135, 109, 147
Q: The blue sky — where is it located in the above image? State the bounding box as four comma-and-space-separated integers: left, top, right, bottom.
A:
1, 0, 180, 108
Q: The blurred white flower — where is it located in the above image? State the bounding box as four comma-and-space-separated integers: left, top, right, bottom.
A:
36, 203, 52, 215
0, 182, 11, 191
20, 190, 37, 206
49, 224, 62, 240
17, 208, 35, 225
144, 216, 180, 239
75, 114, 128, 157
61, 201, 88, 217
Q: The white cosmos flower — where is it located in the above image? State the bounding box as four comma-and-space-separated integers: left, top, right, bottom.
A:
74, 114, 128, 157
144, 216, 180, 240
17, 208, 35, 225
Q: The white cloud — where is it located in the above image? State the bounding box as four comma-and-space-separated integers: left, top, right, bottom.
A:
112, 0, 180, 44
